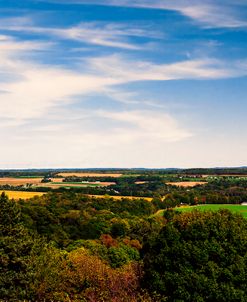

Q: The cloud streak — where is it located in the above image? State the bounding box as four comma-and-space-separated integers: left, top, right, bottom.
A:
0, 18, 160, 50
39, 0, 247, 28
1, 34, 247, 123
89, 55, 247, 81
0, 37, 193, 168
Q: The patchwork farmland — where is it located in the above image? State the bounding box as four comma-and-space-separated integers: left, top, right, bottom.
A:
0, 176, 115, 189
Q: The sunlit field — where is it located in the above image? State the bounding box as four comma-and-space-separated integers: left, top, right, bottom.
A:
177, 204, 247, 218
0, 190, 45, 200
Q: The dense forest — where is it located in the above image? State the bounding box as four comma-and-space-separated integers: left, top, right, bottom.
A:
1, 188, 247, 301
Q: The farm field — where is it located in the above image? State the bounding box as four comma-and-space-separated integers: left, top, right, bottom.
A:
57, 172, 123, 177
177, 204, 247, 218
166, 181, 207, 187
0, 177, 44, 186
0, 190, 45, 200
50, 182, 115, 187
0, 177, 113, 188
40, 181, 115, 188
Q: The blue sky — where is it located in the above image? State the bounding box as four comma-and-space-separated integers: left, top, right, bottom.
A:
0, 0, 247, 168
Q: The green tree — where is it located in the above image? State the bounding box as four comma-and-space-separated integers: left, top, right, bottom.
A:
0, 193, 65, 301
142, 210, 247, 302
0, 192, 34, 299
111, 222, 127, 238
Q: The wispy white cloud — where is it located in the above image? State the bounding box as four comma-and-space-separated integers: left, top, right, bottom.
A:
103, 89, 167, 108
0, 61, 192, 168
1, 34, 247, 168
96, 110, 192, 142
0, 34, 53, 54
0, 1, 246, 168
50, 23, 149, 49
0, 34, 192, 167
0, 35, 247, 168
43, 0, 247, 28
0, 37, 112, 121
179, 4, 247, 28
1, 35, 247, 124
89, 54, 247, 81
0, 17, 160, 50
0, 105, 194, 169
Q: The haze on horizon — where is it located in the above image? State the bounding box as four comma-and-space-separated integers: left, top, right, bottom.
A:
0, 0, 247, 169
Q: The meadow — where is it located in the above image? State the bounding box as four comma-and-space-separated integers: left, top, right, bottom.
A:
177, 204, 247, 218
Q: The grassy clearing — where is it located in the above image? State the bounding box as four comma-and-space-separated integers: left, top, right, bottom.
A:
177, 204, 247, 218
154, 204, 247, 218
0, 190, 45, 200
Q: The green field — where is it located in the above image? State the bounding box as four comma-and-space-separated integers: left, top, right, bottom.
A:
177, 204, 247, 218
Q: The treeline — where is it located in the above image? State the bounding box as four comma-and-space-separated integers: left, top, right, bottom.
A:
181, 167, 247, 175
62, 174, 163, 183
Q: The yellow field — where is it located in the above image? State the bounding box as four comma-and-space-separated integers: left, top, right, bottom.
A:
166, 181, 207, 187
0, 190, 45, 200
87, 194, 152, 201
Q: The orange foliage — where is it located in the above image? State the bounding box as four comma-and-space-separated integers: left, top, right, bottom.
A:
100, 234, 118, 248
122, 238, 142, 250
63, 248, 150, 301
